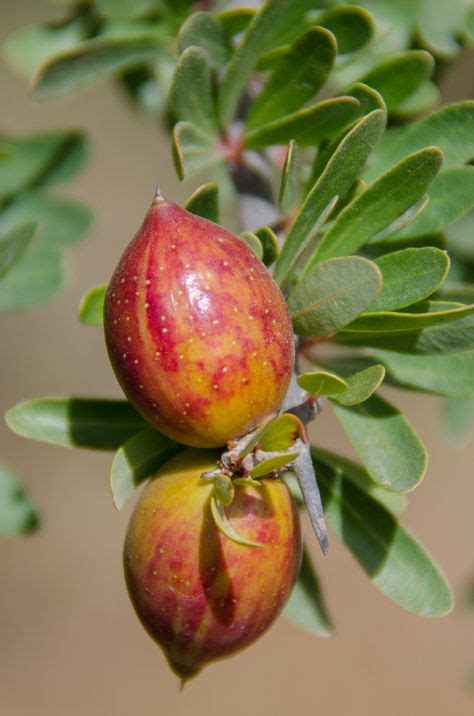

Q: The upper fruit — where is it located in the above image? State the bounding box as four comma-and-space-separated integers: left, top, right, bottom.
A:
104, 193, 294, 447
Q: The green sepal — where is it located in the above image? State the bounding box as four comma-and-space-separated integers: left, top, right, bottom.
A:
214, 473, 234, 507
210, 495, 262, 548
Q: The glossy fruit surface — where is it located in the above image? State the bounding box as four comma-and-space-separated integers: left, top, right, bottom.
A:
104, 195, 294, 447
124, 449, 302, 679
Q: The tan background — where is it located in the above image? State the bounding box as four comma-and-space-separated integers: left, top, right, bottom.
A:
1, 3, 473, 715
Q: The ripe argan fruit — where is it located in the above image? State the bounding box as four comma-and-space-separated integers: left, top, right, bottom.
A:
104, 192, 294, 447
124, 450, 302, 680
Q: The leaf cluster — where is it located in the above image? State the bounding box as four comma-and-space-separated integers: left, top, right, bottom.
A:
5, 1, 474, 630
0, 127, 93, 534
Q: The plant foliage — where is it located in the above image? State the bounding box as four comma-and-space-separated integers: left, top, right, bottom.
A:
5, 0, 474, 631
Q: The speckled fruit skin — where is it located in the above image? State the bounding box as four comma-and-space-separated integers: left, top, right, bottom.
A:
124, 449, 302, 679
104, 197, 294, 447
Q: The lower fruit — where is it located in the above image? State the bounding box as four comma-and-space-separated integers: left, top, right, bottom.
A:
124, 449, 302, 679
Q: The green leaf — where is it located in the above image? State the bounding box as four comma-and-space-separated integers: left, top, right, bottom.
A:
245, 26, 336, 129
239, 231, 263, 260
336, 309, 474, 355
0, 462, 38, 535
307, 147, 443, 266
315, 455, 453, 616
0, 243, 63, 312
255, 226, 279, 266
240, 414, 300, 457
214, 473, 235, 507
346, 82, 386, 116
184, 182, 219, 223
218, 0, 321, 124
78, 284, 107, 326
374, 350, 474, 399
250, 452, 300, 479
333, 394, 427, 493
369, 248, 450, 312
0, 131, 88, 198
417, 0, 470, 57
96, 0, 161, 18
32, 34, 165, 100
279, 140, 298, 210
392, 80, 439, 120
4, 17, 87, 77
0, 192, 93, 247
358, 50, 434, 111
297, 371, 348, 396
314, 448, 407, 515
316, 5, 374, 54
244, 96, 360, 149
210, 495, 262, 548
284, 547, 333, 637
5, 398, 147, 450
178, 12, 230, 67
110, 427, 182, 510
366, 196, 430, 246
217, 7, 255, 38
445, 213, 474, 264
172, 121, 221, 180
288, 256, 382, 337
0, 223, 37, 279
369, 101, 474, 179
442, 398, 474, 442
258, 413, 305, 452
169, 46, 218, 134
331, 364, 385, 407
343, 301, 474, 334
393, 167, 474, 240
274, 109, 386, 287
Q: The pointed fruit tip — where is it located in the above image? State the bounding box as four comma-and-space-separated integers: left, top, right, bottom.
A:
153, 185, 165, 204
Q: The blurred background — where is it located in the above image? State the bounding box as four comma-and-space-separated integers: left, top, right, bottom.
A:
1, 2, 473, 715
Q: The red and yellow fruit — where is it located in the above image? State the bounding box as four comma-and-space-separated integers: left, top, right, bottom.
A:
124, 450, 302, 679
104, 194, 294, 448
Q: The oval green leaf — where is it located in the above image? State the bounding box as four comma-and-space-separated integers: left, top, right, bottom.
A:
331, 364, 385, 407
5, 397, 147, 450
274, 109, 386, 287
333, 394, 427, 493
315, 455, 453, 616
244, 96, 360, 149
184, 182, 219, 223
288, 256, 382, 337
110, 428, 182, 510
307, 147, 443, 267
246, 26, 336, 129
370, 247, 450, 312
297, 371, 348, 396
